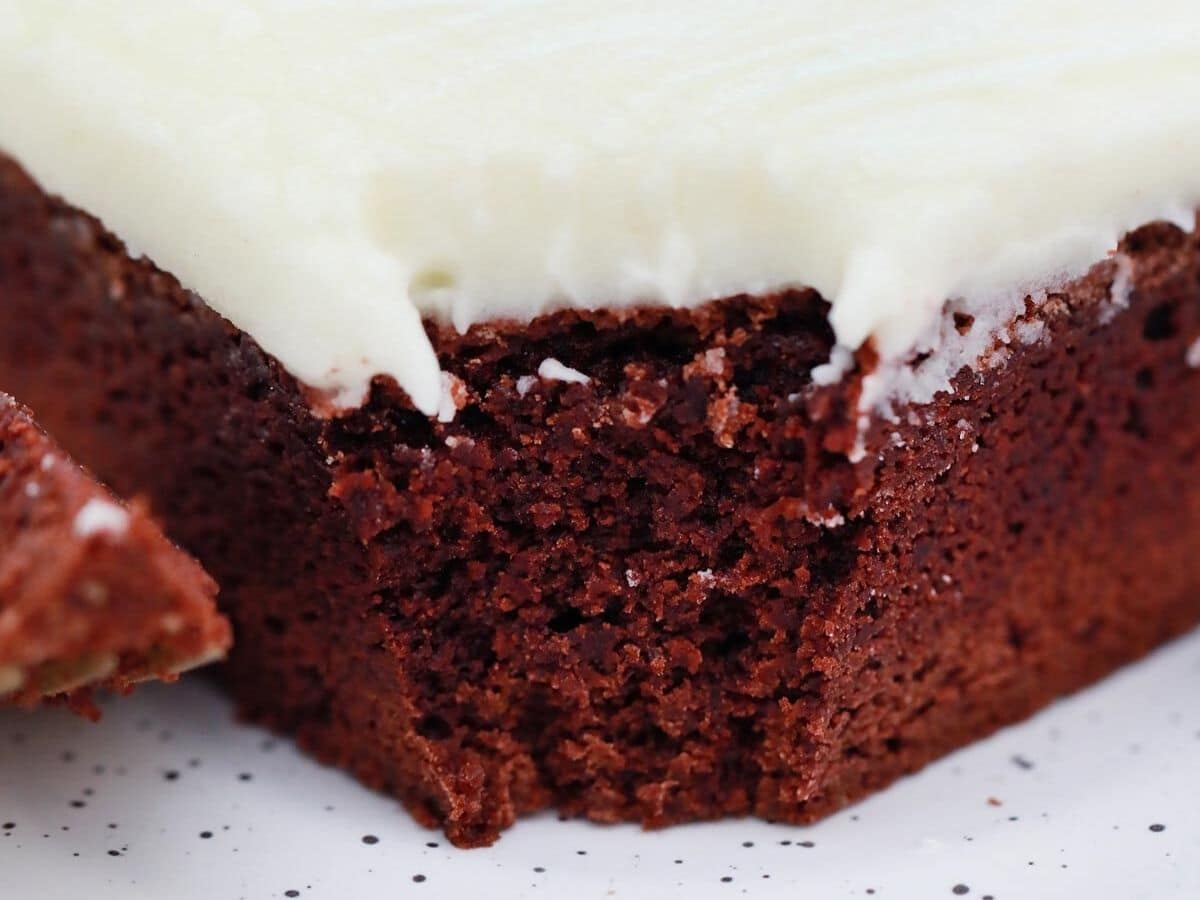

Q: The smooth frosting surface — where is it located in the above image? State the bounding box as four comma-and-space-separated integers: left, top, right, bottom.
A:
2, 1, 1199, 414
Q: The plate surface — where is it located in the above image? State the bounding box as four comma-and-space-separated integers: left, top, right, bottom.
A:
2, 630, 1198, 900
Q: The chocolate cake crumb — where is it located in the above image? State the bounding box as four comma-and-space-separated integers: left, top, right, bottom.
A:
0, 393, 229, 715
0, 153, 1197, 848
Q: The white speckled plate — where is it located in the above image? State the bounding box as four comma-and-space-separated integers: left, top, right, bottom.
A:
1, 629, 1198, 900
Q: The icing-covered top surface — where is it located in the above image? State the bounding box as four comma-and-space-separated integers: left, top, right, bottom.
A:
2, 1, 1199, 413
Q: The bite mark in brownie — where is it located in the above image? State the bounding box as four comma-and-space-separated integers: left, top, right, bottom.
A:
0, 392, 230, 717
0, 154, 1197, 843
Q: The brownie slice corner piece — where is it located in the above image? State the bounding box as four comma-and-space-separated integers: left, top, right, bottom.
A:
0, 392, 231, 718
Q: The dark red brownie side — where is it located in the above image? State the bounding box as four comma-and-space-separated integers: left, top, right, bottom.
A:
0, 158, 365, 736
0, 392, 230, 716
0, 153, 1197, 845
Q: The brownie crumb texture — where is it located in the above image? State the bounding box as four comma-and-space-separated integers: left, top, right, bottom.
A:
0, 153, 1196, 844
0, 391, 230, 717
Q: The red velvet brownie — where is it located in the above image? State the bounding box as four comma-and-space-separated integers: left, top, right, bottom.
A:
0, 154, 1197, 843
0, 391, 230, 718
3, 0, 1199, 849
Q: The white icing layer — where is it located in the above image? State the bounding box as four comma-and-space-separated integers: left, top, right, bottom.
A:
2, 2, 1199, 415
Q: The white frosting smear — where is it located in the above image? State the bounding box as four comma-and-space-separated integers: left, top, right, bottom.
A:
2, 2, 1199, 415
538, 359, 591, 386
73, 498, 131, 539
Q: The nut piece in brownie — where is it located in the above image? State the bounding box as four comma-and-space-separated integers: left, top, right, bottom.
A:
0, 392, 231, 717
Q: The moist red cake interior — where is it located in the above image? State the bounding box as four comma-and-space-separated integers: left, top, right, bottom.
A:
0, 154, 1197, 844
0, 391, 231, 718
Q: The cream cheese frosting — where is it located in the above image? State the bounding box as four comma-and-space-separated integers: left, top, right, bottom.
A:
2, 1, 1199, 415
